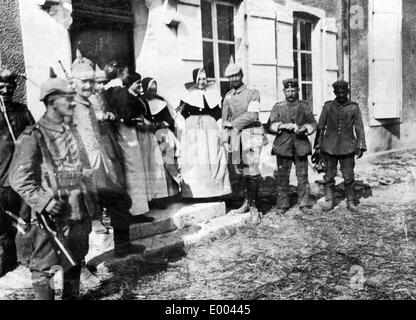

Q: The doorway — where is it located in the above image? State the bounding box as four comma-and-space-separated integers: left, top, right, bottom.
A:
70, 0, 135, 69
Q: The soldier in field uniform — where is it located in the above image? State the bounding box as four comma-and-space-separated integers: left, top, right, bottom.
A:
268, 78, 317, 215
9, 71, 92, 299
222, 62, 265, 225
313, 80, 367, 212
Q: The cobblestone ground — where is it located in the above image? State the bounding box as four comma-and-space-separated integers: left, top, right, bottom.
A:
3, 151, 416, 300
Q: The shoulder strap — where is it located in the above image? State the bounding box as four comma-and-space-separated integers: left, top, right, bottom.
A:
33, 126, 59, 198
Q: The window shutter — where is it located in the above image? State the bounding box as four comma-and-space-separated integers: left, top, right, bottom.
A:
322, 17, 338, 103
311, 19, 323, 115
177, 2, 203, 61
369, 0, 402, 119
276, 11, 294, 102
247, 14, 278, 123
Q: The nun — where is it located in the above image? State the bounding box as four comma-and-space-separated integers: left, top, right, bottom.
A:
141, 77, 181, 197
178, 68, 231, 198
125, 73, 170, 206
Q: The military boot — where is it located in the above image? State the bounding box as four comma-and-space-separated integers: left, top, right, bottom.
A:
228, 198, 249, 215
62, 266, 81, 300
321, 186, 334, 212
345, 184, 359, 212
229, 176, 249, 215
33, 284, 55, 300
246, 176, 261, 225
113, 228, 145, 258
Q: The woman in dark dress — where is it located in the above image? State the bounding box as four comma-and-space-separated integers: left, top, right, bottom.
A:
103, 62, 152, 221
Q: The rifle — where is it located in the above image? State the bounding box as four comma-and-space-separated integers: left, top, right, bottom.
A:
58, 60, 72, 84
0, 95, 17, 143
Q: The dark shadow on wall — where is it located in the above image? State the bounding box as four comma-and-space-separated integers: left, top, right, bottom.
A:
371, 122, 401, 153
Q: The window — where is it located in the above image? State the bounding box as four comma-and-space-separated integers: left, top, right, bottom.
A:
293, 17, 315, 105
201, 0, 236, 97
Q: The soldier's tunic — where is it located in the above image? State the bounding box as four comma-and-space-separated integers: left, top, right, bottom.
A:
0, 102, 34, 275
72, 94, 131, 242
180, 86, 231, 198
222, 84, 265, 178
89, 92, 125, 187
8, 116, 92, 287
315, 99, 367, 200
267, 100, 317, 208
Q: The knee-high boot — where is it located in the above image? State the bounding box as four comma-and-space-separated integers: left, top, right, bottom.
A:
33, 283, 55, 300
228, 177, 249, 215
246, 175, 261, 225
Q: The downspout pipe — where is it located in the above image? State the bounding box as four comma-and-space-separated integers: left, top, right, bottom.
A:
348, 0, 351, 93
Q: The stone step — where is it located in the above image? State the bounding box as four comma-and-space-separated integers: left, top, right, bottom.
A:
86, 211, 251, 270
129, 201, 226, 240
88, 212, 251, 271
134, 212, 251, 258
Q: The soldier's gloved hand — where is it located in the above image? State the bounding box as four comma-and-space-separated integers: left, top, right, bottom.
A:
104, 112, 116, 121
45, 199, 66, 217
82, 168, 93, 178
356, 149, 365, 159
311, 149, 320, 164
285, 123, 298, 132
223, 121, 233, 129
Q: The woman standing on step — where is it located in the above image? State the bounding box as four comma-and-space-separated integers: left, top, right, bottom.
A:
141, 77, 181, 198
103, 62, 154, 223
178, 68, 232, 199
125, 73, 171, 208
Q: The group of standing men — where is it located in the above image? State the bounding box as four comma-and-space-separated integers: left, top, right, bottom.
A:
0, 55, 366, 300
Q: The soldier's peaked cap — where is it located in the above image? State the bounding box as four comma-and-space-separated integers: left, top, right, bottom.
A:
40, 67, 74, 102
71, 48, 95, 80
332, 80, 349, 90
283, 78, 299, 89
224, 56, 242, 77
95, 64, 107, 82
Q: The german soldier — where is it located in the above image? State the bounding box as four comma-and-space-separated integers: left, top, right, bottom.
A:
9, 70, 91, 299
268, 78, 317, 215
71, 57, 141, 257
313, 80, 367, 212
222, 62, 264, 225
0, 67, 34, 276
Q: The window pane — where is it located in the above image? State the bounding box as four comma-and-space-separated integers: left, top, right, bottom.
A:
301, 53, 312, 81
218, 43, 235, 78
220, 81, 231, 98
300, 21, 312, 51
293, 20, 298, 50
293, 51, 298, 79
201, 0, 213, 39
203, 41, 215, 78
217, 4, 234, 41
302, 83, 313, 105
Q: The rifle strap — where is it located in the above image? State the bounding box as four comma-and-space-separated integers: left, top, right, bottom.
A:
0, 97, 17, 143
33, 126, 59, 198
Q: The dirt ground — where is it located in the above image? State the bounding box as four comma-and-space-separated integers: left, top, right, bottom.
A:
75, 179, 416, 300
3, 152, 416, 300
